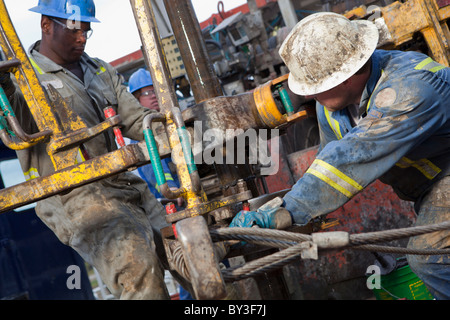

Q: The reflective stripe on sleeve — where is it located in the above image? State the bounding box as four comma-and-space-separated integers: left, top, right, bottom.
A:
96, 66, 106, 75
75, 148, 86, 164
306, 159, 363, 198
414, 57, 446, 73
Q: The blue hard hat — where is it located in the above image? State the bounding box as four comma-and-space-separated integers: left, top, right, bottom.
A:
29, 0, 100, 23
128, 68, 153, 94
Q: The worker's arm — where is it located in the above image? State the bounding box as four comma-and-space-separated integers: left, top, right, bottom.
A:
96, 59, 153, 141
282, 77, 447, 225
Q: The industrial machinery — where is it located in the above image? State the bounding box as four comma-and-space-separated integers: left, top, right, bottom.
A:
0, 0, 449, 300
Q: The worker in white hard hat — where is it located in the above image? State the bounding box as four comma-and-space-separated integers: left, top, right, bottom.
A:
0, 0, 191, 299
230, 12, 450, 299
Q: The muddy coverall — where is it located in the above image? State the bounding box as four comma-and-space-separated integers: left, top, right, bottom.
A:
283, 50, 450, 299
8, 41, 177, 299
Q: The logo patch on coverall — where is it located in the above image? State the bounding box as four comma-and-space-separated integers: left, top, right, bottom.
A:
42, 79, 64, 89
374, 87, 397, 108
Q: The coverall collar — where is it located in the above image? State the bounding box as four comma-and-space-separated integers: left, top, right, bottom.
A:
359, 50, 382, 117
29, 41, 65, 73
29, 40, 98, 75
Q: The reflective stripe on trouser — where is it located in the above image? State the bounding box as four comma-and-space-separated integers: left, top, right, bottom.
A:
35, 172, 171, 300
407, 176, 450, 300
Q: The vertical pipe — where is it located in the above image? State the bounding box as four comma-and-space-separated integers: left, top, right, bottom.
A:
163, 0, 223, 103
277, 0, 298, 29
130, 0, 203, 209
163, 0, 260, 195
129, 0, 179, 115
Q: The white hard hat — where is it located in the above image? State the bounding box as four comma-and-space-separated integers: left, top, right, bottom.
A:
279, 12, 379, 96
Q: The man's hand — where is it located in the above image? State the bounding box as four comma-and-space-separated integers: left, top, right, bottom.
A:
229, 197, 292, 230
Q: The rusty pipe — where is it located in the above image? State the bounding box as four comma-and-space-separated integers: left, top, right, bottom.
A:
143, 112, 186, 200
171, 107, 201, 194
5, 114, 52, 144
0, 57, 20, 72
0, 79, 52, 145
0, 128, 34, 150
163, 0, 223, 103
129, 0, 180, 115
164, 0, 259, 194
131, 0, 206, 205
0, 127, 51, 150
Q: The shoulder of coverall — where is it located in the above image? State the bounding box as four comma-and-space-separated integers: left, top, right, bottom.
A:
360, 49, 436, 107
314, 49, 449, 144
366, 49, 449, 111
374, 49, 445, 76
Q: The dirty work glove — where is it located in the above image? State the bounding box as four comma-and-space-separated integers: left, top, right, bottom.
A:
229, 197, 292, 230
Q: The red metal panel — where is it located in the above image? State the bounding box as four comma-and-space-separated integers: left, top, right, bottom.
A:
262, 138, 296, 194
270, 146, 418, 299
109, 49, 143, 68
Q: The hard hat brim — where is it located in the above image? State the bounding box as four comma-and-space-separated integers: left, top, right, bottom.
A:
29, 6, 101, 23
287, 19, 379, 96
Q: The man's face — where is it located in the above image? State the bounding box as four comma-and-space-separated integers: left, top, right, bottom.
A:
138, 86, 159, 111
49, 18, 91, 64
305, 81, 355, 112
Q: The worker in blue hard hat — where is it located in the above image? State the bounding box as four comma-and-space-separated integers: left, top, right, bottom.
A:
128, 68, 183, 207
129, 68, 160, 111
29, 0, 99, 68
0, 0, 191, 300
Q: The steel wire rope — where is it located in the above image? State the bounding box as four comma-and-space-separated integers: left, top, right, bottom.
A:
210, 221, 450, 282
170, 222, 450, 283
348, 220, 450, 245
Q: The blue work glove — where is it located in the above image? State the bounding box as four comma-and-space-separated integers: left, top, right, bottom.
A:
229, 197, 292, 229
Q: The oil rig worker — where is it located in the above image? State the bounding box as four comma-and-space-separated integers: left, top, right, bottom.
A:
0, 0, 188, 299
128, 68, 183, 208
231, 12, 450, 300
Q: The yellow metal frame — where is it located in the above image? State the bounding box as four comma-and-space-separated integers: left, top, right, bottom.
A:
0, 0, 163, 213
345, 0, 450, 66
